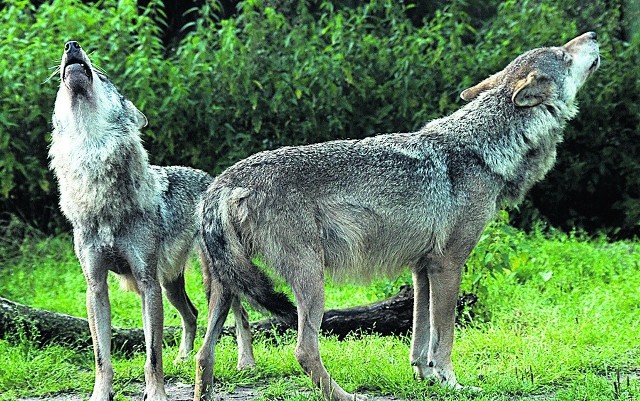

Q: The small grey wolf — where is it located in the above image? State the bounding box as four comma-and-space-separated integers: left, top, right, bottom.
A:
195, 32, 600, 401
48, 41, 256, 401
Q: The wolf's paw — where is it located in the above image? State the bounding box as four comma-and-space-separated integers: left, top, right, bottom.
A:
413, 364, 438, 383
89, 391, 114, 401
414, 366, 482, 393
142, 390, 169, 401
458, 384, 483, 392
173, 353, 190, 365
236, 357, 256, 370
174, 341, 195, 365
334, 392, 367, 401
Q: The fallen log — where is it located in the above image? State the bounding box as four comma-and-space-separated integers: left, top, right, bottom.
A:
0, 286, 477, 352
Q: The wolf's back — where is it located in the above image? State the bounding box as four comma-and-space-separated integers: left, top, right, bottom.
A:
200, 185, 298, 325
152, 165, 214, 249
158, 165, 213, 209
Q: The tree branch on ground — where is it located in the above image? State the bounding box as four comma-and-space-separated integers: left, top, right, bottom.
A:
0, 286, 477, 353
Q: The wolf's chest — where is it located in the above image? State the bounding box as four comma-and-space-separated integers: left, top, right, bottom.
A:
52, 140, 158, 226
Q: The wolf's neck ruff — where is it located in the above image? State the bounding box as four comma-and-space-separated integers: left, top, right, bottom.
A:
50, 134, 160, 243
422, 85, 575, 206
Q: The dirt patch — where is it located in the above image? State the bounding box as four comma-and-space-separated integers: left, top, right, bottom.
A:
18, 382, 243, 401
18, 382, 403, 401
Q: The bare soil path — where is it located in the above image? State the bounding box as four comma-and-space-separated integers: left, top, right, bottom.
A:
18, 382, 403, 401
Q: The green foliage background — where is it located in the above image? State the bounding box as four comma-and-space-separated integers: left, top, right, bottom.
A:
1, 0, 638, 235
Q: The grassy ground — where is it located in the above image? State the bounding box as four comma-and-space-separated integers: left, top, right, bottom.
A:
0, 220, 639, 401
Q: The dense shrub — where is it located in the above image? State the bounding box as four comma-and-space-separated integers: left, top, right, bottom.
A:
0, 0, 167, 230
0, 0, 638, 236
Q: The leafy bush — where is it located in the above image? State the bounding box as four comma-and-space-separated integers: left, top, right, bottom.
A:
1, 0, 638, 236
513, 1, 640, 237
0, 0, 167, 230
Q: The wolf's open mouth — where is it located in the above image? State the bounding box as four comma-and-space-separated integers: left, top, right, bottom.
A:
63, 56, 92, 81
588, 56, 600, 73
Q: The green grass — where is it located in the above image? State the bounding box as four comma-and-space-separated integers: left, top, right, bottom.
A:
1, 223, 639, 400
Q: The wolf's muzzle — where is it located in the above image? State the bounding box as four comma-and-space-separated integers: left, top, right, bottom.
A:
61, 40, 93, 90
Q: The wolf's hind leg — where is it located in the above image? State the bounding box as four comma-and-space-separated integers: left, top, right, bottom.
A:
291, 264, 363, 401
163, 272, 198, 363
194, 278, 234, 401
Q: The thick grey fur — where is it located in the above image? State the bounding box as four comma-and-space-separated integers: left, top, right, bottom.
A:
195, 33, 600, 401
48, 42, 255, 401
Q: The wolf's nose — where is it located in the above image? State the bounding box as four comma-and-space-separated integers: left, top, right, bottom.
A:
64, 41, 81, 53
586, 32, 597, 40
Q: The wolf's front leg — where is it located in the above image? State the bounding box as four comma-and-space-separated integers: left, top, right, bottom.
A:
138, 276, 168, 401
126, 244, 169, 401
410, 268, 435, 381
426, 257, 463, 389
79, 248, 115, 401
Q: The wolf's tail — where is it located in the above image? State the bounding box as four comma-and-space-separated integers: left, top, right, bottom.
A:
199, 186, 297, 327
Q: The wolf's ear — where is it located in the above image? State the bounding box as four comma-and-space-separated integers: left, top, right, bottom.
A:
460, 71, 503, 101
127, 100, 148, 129
512, 72, 553, 107
134, 109, 148, 129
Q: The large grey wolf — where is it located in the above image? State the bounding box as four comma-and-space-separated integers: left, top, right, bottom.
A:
195, 32, 600, 401
48, 41, 257, 401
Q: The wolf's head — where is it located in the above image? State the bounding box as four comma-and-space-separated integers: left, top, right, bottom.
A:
53, 41, 147, 135
460, 32, 600, 111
